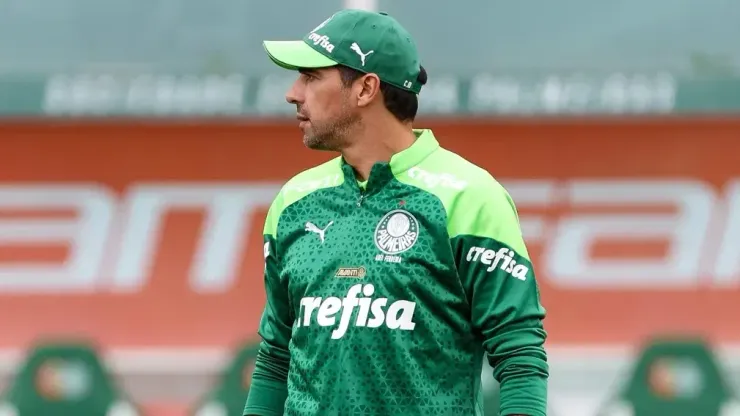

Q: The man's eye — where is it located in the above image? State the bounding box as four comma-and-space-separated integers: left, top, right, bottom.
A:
301, 72, 315, 82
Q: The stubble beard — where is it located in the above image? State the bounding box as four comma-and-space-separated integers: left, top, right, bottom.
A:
303, 106, 361, 152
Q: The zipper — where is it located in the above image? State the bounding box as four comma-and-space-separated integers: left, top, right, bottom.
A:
356, 193, 365, 207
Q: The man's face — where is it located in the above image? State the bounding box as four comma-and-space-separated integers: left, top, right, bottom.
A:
286, 67, 360, 151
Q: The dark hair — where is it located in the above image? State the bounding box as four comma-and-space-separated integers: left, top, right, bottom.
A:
337, 65, 428, 122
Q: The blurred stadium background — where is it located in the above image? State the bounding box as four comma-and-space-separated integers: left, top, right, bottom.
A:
0, 0, 739, 415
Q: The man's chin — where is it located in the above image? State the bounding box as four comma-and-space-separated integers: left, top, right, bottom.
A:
304, 141, 330, 151
303, 135, 335, 151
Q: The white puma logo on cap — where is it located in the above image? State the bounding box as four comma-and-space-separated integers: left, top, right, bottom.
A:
350, 42, 375, 66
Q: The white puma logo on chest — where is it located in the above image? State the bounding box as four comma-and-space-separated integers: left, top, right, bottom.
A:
305, 221, 334, 244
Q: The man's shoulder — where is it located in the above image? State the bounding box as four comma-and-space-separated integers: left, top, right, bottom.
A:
264, 157, 344, 235
277, 156, 345, 208
405, 146, 510, 205
421, 147, 525, 249
438, 147, 504, 192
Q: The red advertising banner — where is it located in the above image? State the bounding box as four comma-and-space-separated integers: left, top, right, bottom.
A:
0, 118, 738, 349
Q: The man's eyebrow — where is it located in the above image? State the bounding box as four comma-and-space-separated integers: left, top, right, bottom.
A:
299, 68, 320, 76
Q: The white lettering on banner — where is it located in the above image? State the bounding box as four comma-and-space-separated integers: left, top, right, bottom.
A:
502, 179, 739, 289
254, 74, 296, 115
111, 184, 279, 292
416, 76, 461, 114
0, 183, 280, 294
468, 73, 676, 114
549, 180, 715, 288
0, 179, 737, 294
713, 180, 740, 284
44, 74, 245, 115
0, 185, 115, 292
502, 180, 558, 241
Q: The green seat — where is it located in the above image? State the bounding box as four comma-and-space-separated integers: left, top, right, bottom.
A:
598, 336, 740, 416
0, 339, 139, 416
191, 340, 260, 416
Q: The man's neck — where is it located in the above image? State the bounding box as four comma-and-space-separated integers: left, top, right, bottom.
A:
341, 121, 416, 182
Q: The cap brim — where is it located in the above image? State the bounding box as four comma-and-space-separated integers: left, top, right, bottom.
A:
263, 40, 339, 70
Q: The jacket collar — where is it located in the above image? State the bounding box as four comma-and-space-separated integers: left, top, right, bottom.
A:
388, 129, 439, 175
341, 129, 439, 193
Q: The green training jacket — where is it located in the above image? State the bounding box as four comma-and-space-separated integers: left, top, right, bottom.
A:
244, 129, 548, 416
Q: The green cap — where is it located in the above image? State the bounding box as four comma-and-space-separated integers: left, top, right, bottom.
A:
263, 9, 424, 94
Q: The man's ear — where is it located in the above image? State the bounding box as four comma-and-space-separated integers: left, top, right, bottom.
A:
356, 73, 381, 108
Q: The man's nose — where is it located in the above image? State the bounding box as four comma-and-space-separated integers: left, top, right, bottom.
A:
285, 77, 303, 105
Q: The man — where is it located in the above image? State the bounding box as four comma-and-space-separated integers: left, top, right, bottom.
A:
245, 9, 548, 416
